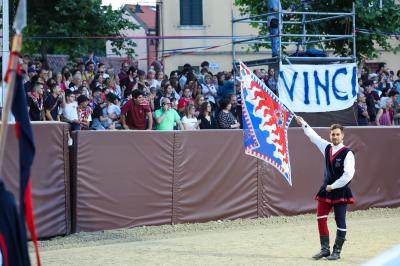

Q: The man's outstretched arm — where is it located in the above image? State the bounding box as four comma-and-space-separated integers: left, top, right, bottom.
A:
295, 116, 330, 155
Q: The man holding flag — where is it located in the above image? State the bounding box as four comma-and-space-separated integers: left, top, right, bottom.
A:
295, 116, 355, 261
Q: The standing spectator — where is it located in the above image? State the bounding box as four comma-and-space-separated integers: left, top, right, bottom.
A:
235, 80, 243, 128
389, 90, 400, 125
201, 73, 217, 104
198, 102, 217, 129
217, 98, 240, 129
137, 69, 149, 92
154, 70, 165, 89
121, 66, 138, 98
69, 73, 83, 92
178, 87, 194, 115
120, 90, 153, 130
83, 60, 96, 84
357, 92, 369, 126
154, 97, 183, 130
44, 83, 62, 121
181, 103, 199, 130
376, 98, 394, 126
146, 69, 158, 89
148, 87, 157, 112
268, 0, 281, 57
266, 67, 278, 95
179, 64, 192, 90
61, 89, 80, 131
83, 50, 98, 66
60, 72, 71, 91
217, 73, 235, 100
364, 81, 378, 125
229, 93, 239, 120
118, 62, 129, 82
27, 82, 45, 121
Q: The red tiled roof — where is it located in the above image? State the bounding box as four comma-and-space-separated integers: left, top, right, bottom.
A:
125, 4, 156, 30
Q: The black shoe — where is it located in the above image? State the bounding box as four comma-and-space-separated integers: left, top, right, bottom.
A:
326, 237, 345, 260
312, 235, 330, 260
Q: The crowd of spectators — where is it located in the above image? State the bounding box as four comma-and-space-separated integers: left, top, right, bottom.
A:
21, 53, 399, 135
357, 63, 400, 126
22, 55, 249, 134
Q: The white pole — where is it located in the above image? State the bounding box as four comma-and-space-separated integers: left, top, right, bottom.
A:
2, 0, 10, 111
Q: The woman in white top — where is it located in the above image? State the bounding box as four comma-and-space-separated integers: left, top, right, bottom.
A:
201, 73, 217, 104
181, 103, 199, 130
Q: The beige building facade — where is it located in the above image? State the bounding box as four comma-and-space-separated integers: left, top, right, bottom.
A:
158, 0, 400, 73
159, 0, 273, 73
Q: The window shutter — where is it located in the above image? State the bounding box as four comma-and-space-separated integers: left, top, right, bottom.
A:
180, 0, 203, 26
191, 0, 203, 25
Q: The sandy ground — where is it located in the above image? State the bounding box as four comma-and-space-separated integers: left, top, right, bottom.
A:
31, 208, 400, 266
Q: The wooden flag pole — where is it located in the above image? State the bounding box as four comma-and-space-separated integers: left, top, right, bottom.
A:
0, 34, 23, 177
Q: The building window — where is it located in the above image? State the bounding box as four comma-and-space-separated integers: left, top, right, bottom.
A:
180, 0, 203, 26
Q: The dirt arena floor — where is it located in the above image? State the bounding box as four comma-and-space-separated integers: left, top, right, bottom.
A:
32, 207, 400, 266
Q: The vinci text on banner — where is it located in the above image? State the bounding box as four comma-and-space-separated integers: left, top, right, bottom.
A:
278, 63, 358, 112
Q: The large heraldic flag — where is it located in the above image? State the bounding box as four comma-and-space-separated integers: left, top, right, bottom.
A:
240, 62, 295, 186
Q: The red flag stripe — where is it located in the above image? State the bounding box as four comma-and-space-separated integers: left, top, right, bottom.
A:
0, 233, 9, 266
15, 121, 21, 140
24, 182, 40, 266
4, 51, 21, 83
24, 180, 41, 266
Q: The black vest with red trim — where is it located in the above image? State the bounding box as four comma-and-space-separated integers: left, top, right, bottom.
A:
315, 144, 355, 204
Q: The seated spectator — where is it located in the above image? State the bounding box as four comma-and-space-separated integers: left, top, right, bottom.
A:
178, 87, 194, 115
154, 97, 183, 130
159, 81, 178, 108
44, 83, 62, 121
105, 93, 121, 129
120, 90, 153, 130
217, 98, 240, 129
61, 89, 80, 131
28, 82, 45, 121
77, 95, 92, 130
90, 89, 111, 130
181, 103, 199, 130
198, 102, 217, 129
194, 95, 205, 117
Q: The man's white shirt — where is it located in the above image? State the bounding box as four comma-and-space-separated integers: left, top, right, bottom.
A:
300, 121, 355, 190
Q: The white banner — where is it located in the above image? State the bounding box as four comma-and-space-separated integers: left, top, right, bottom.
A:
278, 63, 358, 112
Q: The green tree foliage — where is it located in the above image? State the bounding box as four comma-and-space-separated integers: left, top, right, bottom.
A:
21, 0, 139, 58
234, 0, 400, 61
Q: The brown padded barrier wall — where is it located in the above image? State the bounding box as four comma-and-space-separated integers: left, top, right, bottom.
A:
75, 131, 174, 232
1, 122, 71, 238
173, 130, 258, 223
75, 128, 400, 232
